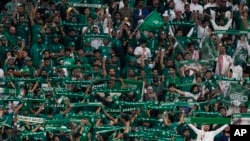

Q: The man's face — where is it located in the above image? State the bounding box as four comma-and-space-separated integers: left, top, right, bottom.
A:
2, 39, 8, 44
203, 125, 210, 131
9, 27, 16, 35
205, 71, 212, 78
184, 53, 191, 60
0, 26, 4, 32
153, 0, 159, 5
184, 70, 190, 76
111, 56, 117, 63
128, 69, 134, 76
44, 60, 50, 66
43, 52, 50, 58
69, 30, 76, 36
141, 43, 146, 48
53, 37, 59, 43
168, 2, 175, 9
138, 1, 144, 7
196, 77, 202, 83
123, 0, 129, 6
192, 87, 199, 94
19, 16, 25, 23
220, 108, 226, 116
219, 46, 226, 54
169, 86, 175, 92
111, 31, 117, 37
84, 8, 90, 15
65, 51, 71, 56
93, 27, 98, 33
183, 130, 190, 137
166, 60, 173, 67
26, 61, 33, 66
109, 69, 116, 76
168, 68, 175, 75
7, 69, 14, 76
7, 59, 14, 65
37, 38, 42, 43
185, 5, 190, 12
41, 71, 47, 77
115, 13, 121, 20
17, 6, 24, 13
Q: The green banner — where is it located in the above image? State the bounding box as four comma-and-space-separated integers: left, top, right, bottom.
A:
169, 21, 195, 26
184, 117, 231, 124
124, 79, 145, 101
213, 30, 248, 35
69, 3, 108, 8
83, 33, 110, 39
18, 115, 45, 123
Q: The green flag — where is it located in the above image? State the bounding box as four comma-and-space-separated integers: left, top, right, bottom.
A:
225, 83, 249, 106
200, 37, 218, 60
138, 11, 164, 31
124, 79, 145, 101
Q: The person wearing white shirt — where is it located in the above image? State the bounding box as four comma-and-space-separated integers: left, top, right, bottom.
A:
163, 1, 176, 21
174, 84, 205, 102
204, 0, 217, 9
90, 26, 103, 50
174, 0, 189, 13
102, 18, 113, 35
188, 123, 229, 141
210, 11, 233, 40
190, 0, 203, 14
134, 39, 152, 64
215, 45, 233, 75
232, 35, 250, 71
193, 12, 212, 48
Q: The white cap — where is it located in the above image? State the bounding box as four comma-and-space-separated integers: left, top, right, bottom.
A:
162, 12, 169, 17
0, 69, 4, 78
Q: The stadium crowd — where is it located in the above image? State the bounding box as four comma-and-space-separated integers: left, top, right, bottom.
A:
0, 0, 250, 140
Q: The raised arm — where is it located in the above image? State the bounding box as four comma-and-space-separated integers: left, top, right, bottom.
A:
212, 124, 229, 135
173, 87, 186, 96
187, 123, 201, 135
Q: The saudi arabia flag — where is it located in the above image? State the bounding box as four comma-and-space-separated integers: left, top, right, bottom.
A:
225, 83, 249, 106
138, 10, 164, 31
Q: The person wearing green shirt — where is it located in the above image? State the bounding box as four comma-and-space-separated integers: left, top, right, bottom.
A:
164, 67, 181, 87
163, 83, 180, 102
14, 14, 31, 46
39, 58, 54, 77
3, 57, 19, 73
59, 47, 75, 66
106, 54, 121, 77
224, 36, 235, 58
41, 26, 53, 46
48, 34, 65, 63
30, 34, 48, 69
21, 57, 36, 78
146, 31, 158, 58
75, 48, 89, 65
122, 58, 139, 78
30, 17, 44, 45
0, 36, 10, 67
63, 28, 81, 50
83, 38, 94, 64
162, 109, 185, 134
0, 24, 6, 38
99, 37, 112, 58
